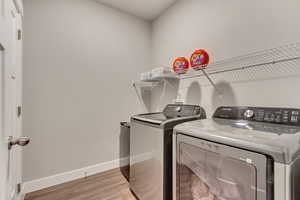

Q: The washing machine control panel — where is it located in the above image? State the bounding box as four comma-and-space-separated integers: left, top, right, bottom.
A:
163, 104, 205, 118
214, 107, 300, 126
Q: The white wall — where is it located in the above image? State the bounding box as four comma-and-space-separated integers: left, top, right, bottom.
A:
23, 0, 151, 182
152, 0, 300, 115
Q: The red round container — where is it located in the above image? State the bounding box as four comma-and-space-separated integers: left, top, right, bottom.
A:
173, 57, 189, 74
190, 49, 210, 70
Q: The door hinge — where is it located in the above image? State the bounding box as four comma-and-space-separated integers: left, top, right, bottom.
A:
17, 183, 22, 194
17, 29, 22, 40
17, 106, 22, 117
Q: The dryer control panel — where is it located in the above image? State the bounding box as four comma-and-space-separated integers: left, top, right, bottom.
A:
213, 106, 300, 126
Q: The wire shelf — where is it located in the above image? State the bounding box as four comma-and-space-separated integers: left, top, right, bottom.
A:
179, 42, 300, 83
134, 42, 300, 109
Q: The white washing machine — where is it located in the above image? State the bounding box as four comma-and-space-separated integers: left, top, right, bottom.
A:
173, 106, 300, 200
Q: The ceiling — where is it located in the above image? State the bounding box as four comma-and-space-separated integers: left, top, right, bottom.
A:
95, 0, 177, 21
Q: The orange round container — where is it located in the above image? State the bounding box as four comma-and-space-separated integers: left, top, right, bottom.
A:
173, 57, 189, 74
190, 49, 210, 70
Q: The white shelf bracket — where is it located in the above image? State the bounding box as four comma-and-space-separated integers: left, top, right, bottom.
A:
201, 69, 223, 96
133, 82, 148, 113
156, 79, 168, 112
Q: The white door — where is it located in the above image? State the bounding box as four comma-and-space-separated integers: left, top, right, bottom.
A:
0, 0, 25, 200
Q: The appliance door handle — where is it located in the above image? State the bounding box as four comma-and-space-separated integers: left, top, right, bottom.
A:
8, 136, 30, 150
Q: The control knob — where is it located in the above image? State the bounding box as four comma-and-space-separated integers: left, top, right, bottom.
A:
244, 110, 255, 118
175, 106, 182, 112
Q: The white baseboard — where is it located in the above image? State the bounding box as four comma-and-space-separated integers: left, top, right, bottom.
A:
22, 157, 129, 195
130, 151, 153, 165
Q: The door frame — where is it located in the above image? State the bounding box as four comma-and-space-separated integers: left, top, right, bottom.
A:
0, 0, 23, 200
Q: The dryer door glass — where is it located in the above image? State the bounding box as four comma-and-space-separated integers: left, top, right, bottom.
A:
178, 143, 257, 200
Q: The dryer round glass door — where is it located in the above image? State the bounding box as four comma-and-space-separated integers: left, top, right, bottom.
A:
175, 134, 270, 200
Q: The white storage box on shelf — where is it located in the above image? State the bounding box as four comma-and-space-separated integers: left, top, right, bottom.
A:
151, 67, 178, 81
140, 71, 153, 82
140, 67, 178, 82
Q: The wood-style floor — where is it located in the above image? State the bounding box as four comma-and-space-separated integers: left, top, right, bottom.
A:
25, 168, 136, 200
